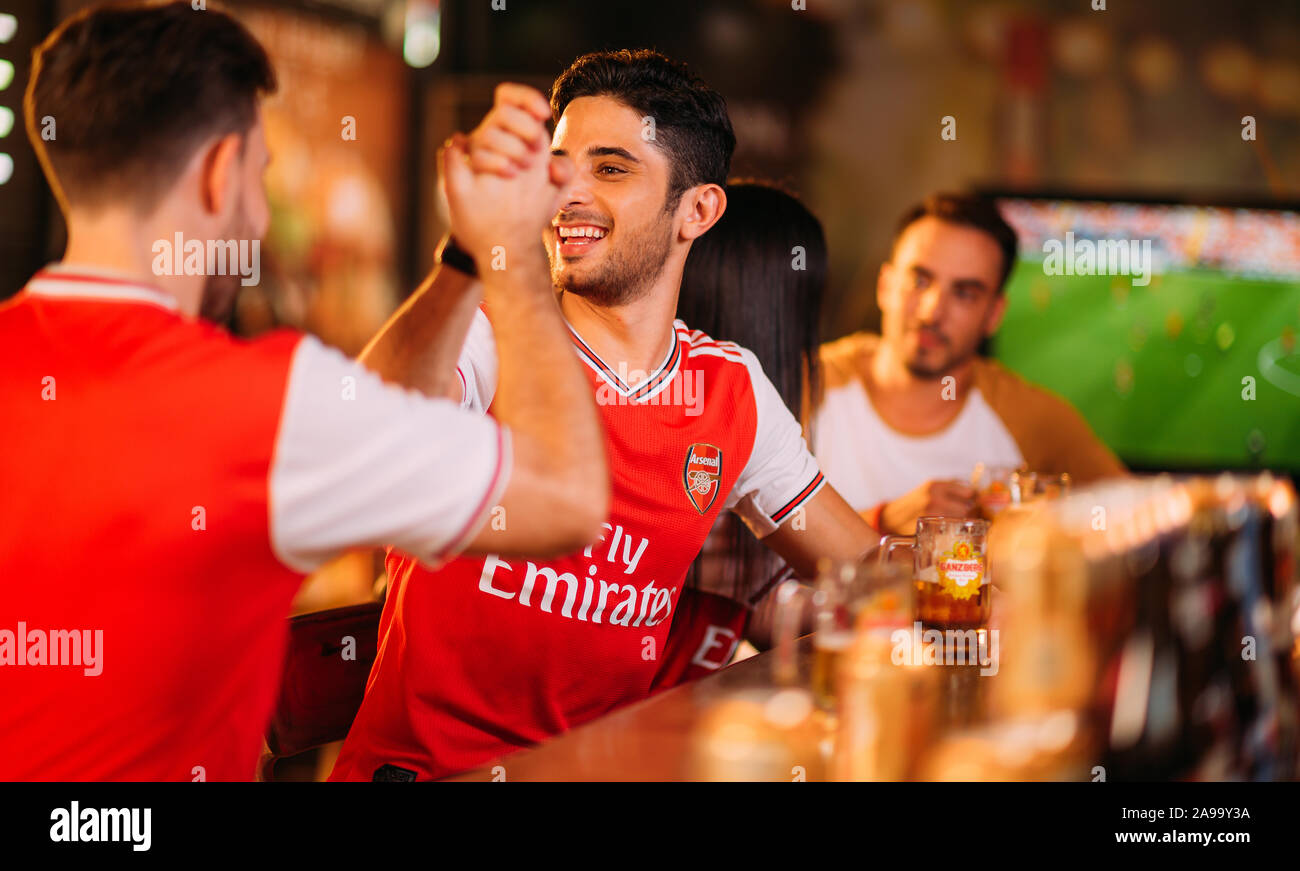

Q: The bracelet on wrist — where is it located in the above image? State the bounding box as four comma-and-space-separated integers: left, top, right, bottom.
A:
439, 235, 479, 279
867, 502, 887, 532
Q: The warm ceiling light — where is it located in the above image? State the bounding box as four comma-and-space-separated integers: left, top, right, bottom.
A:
403, 1, 440, 69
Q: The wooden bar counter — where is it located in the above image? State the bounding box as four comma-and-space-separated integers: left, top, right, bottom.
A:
444, 633, 996, 781
444, 641, 801, 781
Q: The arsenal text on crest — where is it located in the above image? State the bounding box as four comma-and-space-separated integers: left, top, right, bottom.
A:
682, 443, 723, 514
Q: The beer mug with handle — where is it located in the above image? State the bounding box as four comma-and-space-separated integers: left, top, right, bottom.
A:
880, 516, 991, 630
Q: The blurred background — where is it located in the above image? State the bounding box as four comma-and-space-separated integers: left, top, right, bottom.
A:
3, 1, 1297, 334
2, 0, 1297, 599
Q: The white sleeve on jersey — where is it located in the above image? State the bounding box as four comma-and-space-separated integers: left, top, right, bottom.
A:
725, 348, 827, 538
456, 308, 499, 412
269, 335, 511, 573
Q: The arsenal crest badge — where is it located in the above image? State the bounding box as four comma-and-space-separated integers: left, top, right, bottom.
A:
682, 443, 722, 514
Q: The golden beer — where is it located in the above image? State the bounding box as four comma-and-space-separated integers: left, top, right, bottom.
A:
913, 517, 991, 630
914, 579, 991, 630
810, 630, 853, 710
972, 463, 1018, 520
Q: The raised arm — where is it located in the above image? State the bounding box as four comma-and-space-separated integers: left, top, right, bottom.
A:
401, 84, 609, 554
358, 243, 480, 401
269, 86, 606, 566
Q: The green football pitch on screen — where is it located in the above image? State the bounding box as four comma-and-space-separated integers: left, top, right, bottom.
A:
995, 264, 1300, 472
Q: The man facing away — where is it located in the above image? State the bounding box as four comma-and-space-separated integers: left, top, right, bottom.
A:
0, 1, 607, 781
331, 50, 881, 781
814, 192, 1124, 535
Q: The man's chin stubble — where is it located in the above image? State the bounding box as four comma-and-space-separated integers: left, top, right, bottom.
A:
552, 254, 668, 308
904, 360, 947, 380
564, 281, 655, 308
905, 346, 982, 380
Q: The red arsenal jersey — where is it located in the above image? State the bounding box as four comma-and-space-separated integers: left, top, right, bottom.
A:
331, 312, 825, 780
0, 265, 508, 780
651, 513, 794, 690
651, 588, 750, 687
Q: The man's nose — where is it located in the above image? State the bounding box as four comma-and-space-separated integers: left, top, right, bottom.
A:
558, 171, 594, 212
915, 285, 946, 322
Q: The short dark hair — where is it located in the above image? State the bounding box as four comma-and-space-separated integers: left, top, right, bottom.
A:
549, 49, 735, 209
25, 0, 276, 212
892, 192, 1019, 291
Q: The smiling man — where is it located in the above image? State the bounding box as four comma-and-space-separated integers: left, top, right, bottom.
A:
814, 193, 1125, 535
331, 50, 879, 781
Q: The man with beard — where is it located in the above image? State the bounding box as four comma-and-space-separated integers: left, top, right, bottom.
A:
814, 193, 1124, 535
331, 50, 880, 781
0, 1, 607, 780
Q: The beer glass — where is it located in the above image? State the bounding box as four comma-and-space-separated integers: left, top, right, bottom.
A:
1011, 471, 1072, 504
972, 463, 1020, 519
880, 516, 991, 629
773, 559, 911, 711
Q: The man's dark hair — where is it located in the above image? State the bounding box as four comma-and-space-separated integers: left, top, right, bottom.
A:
25, 0, 276, 212
892, 192, 1020, 291
549, 49, 735, 210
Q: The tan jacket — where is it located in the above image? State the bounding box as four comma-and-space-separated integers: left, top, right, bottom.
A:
818, 332, 1125, 485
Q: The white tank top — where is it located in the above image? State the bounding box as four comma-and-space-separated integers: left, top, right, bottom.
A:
812, 379, 1025, 511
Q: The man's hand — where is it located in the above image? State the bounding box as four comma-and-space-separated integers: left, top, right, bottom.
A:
439, 83, 573, 266
360, 81, 609, 555
879, 479, 977, 535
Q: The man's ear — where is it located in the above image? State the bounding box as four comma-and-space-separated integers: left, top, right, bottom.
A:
678, 183, 726, 241
984, 290, 1009, 336
199, 131, 244, 217
876, 262, 893, 312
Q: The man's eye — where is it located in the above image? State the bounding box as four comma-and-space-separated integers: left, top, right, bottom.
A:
913, 274, 929, 289
596, 165, 626, 176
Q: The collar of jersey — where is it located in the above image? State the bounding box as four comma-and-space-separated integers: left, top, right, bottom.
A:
566, 321, 682, 403
26, 263, 180, 313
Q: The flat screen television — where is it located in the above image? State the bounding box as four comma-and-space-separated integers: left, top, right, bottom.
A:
990, 193, 1300, 474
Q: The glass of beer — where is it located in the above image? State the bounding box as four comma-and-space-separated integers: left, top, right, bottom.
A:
881, 516, 991, 629
1011, 471, 1072, 504
773, 559, 911, 711
972, 463, 1021, 520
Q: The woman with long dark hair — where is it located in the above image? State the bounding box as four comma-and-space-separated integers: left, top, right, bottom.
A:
653, 179, 828, 688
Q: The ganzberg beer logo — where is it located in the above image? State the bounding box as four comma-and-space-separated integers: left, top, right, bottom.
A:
937, 540, 984, 601
682, 443, 722, 514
